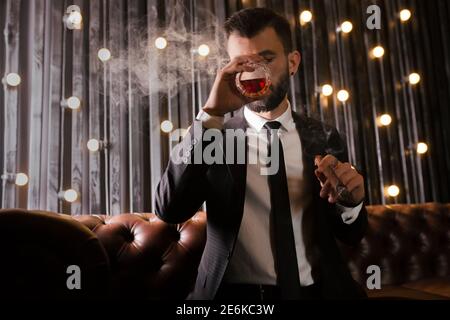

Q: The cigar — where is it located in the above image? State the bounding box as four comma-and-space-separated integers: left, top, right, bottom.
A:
315, 155, 353, 204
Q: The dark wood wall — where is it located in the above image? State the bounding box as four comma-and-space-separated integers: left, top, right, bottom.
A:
1, 0, 449, 214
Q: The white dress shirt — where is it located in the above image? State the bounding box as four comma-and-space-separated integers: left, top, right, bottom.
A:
196, 101, 362, 286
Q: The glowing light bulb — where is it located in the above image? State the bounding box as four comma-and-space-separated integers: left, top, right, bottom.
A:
98, 48, 111, 62
386, 185, 400, 197
155, 37, 167, 49
63, 189, 78, 202
198, 44, 210, 57
64, 6, 83, 30
68, 11, 82, 25
67, 96, 81, 109
300, 10, 313, 25
15, 173, 29, 186
340, 21, 353, 33
408, 73, 421, 85
371, 46, 385, 58
337, 90, 349, 102
400, 9, 412, 22
321, 84, 333, 97
417, 142, 428, 154
161, 120, 174, 133
377, 114, 392, 126
4, 73, 21, 86
87, 139, 100, 152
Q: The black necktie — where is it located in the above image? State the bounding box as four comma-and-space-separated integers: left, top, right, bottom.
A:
264, 121, 301, 299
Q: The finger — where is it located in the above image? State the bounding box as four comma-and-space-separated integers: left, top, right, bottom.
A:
320, 179, 334, 198
314, 168, 327, 185
318, 164, 339, 189
223, 63, 256, 76
328, 188, 339, 203
333, 162, 352, 178
234, 54, 264, 66
346, 175, 364, 193
314, 155, 329, 184
336, 169, 358, 186
316, 154, 340, 172
314, 155, 323, 167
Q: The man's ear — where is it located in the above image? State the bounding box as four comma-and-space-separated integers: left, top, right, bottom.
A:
288, 50, 301, 75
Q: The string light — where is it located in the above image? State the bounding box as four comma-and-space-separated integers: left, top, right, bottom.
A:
15, 173, 29, 186
87, 139, 99, 152
3, 73, 21, 86
155, 37, 167, 49
198, 44, 210, 57
63, 5, 83, 30
377, 114, 392, 127
339, 21, 353, 33
386, 185, 400, 197
371, 46, 385, 58
59, 189, 79, 203
299, 10, 313, 26
87, 139, 108, 151
399, 9, 412, 22
321, 84, 333, 96
61, 96, 81, 110
98, 48, 111, 62
1, 173, 29, 186
417, 142, 428, 154
337, 89, 350, 102
408, 73, 421, 85
161, 120, 174, 133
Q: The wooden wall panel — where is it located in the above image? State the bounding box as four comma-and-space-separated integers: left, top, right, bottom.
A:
1, 0, 449, 213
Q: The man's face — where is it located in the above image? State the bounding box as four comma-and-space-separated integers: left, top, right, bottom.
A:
227, 27, 293, 112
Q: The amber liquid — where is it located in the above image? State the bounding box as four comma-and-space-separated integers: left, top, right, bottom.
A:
240, 78, 267, 94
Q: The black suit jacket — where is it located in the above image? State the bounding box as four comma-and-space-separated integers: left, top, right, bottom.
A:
155, 108, 368, 299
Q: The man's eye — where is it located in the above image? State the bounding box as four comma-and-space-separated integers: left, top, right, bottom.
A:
265, 58, 274, 63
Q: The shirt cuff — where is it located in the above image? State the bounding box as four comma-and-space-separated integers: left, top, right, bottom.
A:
336, 201, 363, 225
196, 109, 225, 129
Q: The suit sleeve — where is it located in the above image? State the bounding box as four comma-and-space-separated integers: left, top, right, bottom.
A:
326, 127, 368, 246
154, 120, 211, 224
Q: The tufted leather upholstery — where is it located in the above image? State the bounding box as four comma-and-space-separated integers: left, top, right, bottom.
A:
1, 203, 448, 299
340, 203, 450, 299
71, 203, 449, 299
71, 211, 206, 299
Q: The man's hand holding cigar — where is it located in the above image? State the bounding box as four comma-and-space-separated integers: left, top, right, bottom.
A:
314, 155, 365, 207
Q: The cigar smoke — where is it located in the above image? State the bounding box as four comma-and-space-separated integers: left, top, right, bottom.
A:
104, 0, 229, 104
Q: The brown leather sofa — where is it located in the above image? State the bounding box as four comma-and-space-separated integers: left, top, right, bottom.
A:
0, 203, 449, 299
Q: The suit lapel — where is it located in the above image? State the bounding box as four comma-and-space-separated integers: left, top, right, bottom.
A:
223, 110, 248, 215
291, 111, 320, 188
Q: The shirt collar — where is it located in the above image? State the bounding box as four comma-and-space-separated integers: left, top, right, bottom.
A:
243, 100, 294, 133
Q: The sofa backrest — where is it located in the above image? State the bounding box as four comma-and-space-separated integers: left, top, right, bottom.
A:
72, 211, 206, 299
341, 203, 450, 286
74, 203, 449, 298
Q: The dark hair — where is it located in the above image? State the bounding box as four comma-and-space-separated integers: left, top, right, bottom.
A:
224, 7, 293, 53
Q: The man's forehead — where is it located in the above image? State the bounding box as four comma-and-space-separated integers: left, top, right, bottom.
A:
226, 27, 284, 58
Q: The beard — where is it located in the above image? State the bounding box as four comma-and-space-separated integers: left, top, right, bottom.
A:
246, 67, 290, 113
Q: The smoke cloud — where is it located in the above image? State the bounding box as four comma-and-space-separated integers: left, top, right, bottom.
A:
105, 0, 229, 103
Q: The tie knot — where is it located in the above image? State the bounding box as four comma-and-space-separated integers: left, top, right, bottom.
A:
264, 121, 282, 131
